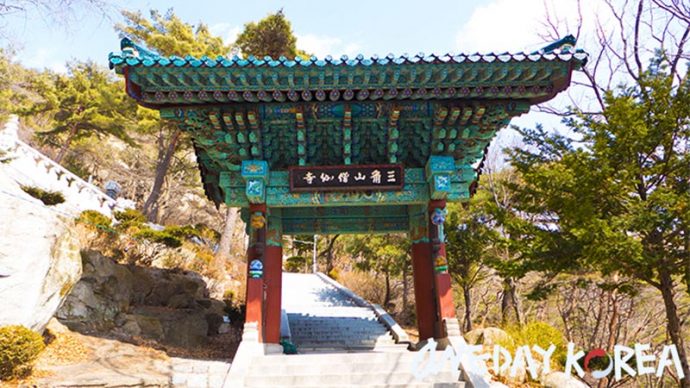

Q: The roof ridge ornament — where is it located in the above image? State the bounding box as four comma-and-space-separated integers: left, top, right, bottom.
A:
536, 34, 577, 54
120, 37, 159, 60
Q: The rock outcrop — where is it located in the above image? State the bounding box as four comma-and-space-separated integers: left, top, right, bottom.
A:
0, 169, 82, 332
58, 250, 229, 348
464, 327, 512, 347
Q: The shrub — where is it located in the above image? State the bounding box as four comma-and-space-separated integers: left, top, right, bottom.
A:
76, 210, 112, 229
113, 208, 146, 231
20, 185, 65, 206
499, 321, 568, 370
194, 223, 221, 243
285, 256, 308, 273
0, 325, 45, 380
133, 228, 182, 248
164, 225, 201, 240
327, 268, 340, 281
0, 149, 12, 164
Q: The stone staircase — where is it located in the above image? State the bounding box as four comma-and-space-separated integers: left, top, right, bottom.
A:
0, 115, 133, 217
284, 273, 404, 353
230, 273, 464, 387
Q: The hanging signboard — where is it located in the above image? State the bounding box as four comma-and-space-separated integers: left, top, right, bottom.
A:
289, 164, 404, 192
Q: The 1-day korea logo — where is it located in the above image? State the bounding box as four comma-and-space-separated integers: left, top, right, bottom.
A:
411, 338, 686, 383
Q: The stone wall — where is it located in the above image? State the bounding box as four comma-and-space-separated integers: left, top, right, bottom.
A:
0, 115, 133, 217
58, 250, 231, 348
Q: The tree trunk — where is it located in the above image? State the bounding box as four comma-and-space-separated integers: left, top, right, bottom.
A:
402, 264, 409, 312
143, 128, 181, 222
501, 277, 522, 325
598, 289, 619, 388
323, 234, 340, 274
55, 124, 78, 164
384, 271, 391, 308
212, 206, 239, 274
658, 268, 690, 387
463, 285, 472, 333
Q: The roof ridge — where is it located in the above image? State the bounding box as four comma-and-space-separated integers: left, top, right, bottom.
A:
111, 36, 587, 69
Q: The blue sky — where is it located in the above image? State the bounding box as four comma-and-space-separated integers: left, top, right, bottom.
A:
3, 0, 594, 165
5, 0, 581, 72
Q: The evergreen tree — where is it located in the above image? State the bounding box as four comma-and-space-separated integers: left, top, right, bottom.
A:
115, 9, 230, 222
505, 61, 690, 383
235, 10, 307, 59
25, 62, 136, 163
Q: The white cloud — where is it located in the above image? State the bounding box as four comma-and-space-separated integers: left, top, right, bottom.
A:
209, 23, 241, 46
455, 0, 609, 54
456, 0, 544, 53
21, 47, 67, 73
296, 34, 362, 58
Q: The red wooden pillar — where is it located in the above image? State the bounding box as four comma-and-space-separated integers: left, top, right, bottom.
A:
410, 200, 456, 342
411, 241, 437, 341
428, 199, 455, 338
245, 204, 266, 342
263, 244, 282, 343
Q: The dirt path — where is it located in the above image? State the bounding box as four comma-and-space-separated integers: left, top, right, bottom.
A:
5, 320, 232, 387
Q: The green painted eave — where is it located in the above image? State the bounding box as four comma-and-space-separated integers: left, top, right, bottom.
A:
110, 37, 587, 107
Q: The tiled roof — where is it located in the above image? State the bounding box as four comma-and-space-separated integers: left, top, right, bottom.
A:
109, 37, 587, 69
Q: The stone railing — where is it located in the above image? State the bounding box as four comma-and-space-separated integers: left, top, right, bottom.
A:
0, 115, 132, 217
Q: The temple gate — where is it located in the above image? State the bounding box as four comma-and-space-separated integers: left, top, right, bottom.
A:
110, 36, 586, 345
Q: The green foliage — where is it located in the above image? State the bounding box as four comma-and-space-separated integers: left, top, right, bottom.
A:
115, 9, 230, 222
285, 255, 309, 273
0, 48, 37, 121
117, 9, 230, 57
346, 234, 410, 275
133, 224, 203, 248
499, 322, 568, 369
291, 235, 315, 256
164, 225, 201, 239
235, 10, 307, 59
506, 65, 690, 290
0, 325, 45, 380
446, 196, 499, 290
193, 223, 221, 244
113, 208, 146, 231
24, 62, 138, 162
133, 228, 182, 248
20, 185, 65, 205
76, 210, 112, 229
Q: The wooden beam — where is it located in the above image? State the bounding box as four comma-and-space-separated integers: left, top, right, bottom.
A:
296, 108, 307, 166
343, 105, 352, 165
387, 106, 401, 163
431, 106, 448, 153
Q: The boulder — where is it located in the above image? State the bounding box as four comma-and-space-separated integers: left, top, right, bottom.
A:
167, 293, 195, 309
464, 327, 512, 348
0, 170, 82, 332
542, 371, 589, 388
133, 313, 164, 341
57, 251, 133, 328
205, 312, 224, 335
133, 306, 208, 347
163, 312, 208, 347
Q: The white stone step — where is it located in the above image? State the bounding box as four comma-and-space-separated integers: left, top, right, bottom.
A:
234, 273, 468, 387
245, 384, 463, 388
251, 351, 419, 366
292, 334, 392, 340
248, 359, 438, 375
243, 371, 460, 386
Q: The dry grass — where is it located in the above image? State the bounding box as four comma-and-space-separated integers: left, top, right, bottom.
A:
39, 330, 92, 366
